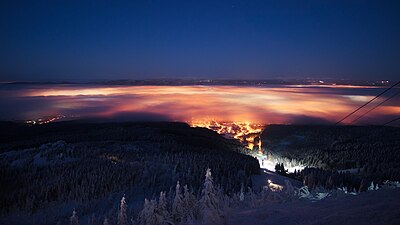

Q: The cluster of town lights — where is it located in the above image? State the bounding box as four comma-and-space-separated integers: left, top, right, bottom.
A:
189, 120, 264, 150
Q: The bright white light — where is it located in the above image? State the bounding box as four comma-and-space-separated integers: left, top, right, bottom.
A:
257, 155, 305, 173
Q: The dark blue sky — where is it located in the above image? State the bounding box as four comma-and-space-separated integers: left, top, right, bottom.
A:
1, 0, 399, 81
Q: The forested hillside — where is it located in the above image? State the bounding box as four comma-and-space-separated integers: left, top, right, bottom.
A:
261, 125, 400, 182
0, 121, 259, 224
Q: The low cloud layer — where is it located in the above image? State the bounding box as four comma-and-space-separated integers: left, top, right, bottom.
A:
1, 84, 399, 126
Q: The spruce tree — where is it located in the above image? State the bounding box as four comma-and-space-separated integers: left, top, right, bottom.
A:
200, 168, 222, 224
183, 184, 198, 221
103, 218, 109, 225
70, 209, 79, 225
117, 196, 128, 225
172, 181, 184, 223
157, 191, 172, 224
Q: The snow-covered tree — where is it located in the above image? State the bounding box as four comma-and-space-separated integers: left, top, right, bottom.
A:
118, 196, 128, 225
200, 169, 218, 210
138, 198, 158, 225
368, 181, 376, 191
172, 181, 184, 223
183, 184, 198, 221
200, 168, 222, 225
137, 199, 150, 225
239, 183, 244, 202
156, 191, 172, 225
103, 218, 109, 225
70, 209, 79, 225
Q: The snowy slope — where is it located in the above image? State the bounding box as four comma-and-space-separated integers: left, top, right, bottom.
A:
229, 175, 400, 225
252, 169, 303, 191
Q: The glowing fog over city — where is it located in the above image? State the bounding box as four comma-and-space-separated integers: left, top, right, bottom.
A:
5, 85, 398, 124
1, 84, 398, 151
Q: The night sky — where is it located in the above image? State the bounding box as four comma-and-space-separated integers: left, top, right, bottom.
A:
1, 0, 400, 81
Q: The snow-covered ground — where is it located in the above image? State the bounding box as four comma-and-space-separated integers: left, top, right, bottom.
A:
228, 169, 400, 225
252, 169, 303, 191
227, 187, 400, 225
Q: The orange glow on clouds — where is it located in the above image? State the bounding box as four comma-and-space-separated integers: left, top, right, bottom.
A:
18, 85, 400, 125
